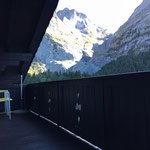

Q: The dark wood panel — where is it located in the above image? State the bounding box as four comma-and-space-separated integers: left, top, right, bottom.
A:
0, 52, 33, 61
0, 60, 19, 65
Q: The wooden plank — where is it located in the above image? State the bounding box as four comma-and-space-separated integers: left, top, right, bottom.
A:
0, 66, 6, 71
0, 61, 20, 73
21, 61, 31, 75
4, 66, 20, 75
0, 77, 20, 83
0, 52, 33, 62
0, 60, 19, 66
0, 80, 20, 88
0, 83, 20, 89
0, 75, 20, 80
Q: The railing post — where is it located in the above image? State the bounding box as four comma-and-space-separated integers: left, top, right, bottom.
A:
21, 74, 23, 108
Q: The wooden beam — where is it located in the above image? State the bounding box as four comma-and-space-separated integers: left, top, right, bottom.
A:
0, 83, 24, 89
0, 61, 20, 73
21, 61, 31, 75
0, 66, 6, 71
0, 60, 19, 66
0, 52, 33, 62
0, 79, 20, 85
0, 66, 20, 74
0, 84, 13, 89
0, 75, 20, 81
0, 83, 18, 89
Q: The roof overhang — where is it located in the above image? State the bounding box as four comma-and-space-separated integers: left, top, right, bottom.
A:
0, 0, 59, 88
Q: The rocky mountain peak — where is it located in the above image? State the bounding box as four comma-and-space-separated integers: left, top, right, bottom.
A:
57, 8, 87, 21
57, 8, 89, 31
31, 8, 109, 74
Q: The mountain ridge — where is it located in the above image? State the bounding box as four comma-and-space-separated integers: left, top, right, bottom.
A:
29, 0, 150, 75
77, 0, 150, 72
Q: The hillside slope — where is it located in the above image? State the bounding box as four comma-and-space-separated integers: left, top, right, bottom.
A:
90, 0, 150, 69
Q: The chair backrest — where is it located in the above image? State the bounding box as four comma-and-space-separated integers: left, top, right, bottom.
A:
4, 91, 10, 99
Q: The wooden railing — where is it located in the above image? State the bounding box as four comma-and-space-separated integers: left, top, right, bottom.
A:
26, 71, 150, 150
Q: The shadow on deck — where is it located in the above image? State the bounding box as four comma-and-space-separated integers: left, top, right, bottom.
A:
0, 113, 95, 150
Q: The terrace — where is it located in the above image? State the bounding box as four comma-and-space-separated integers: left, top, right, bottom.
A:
0, 0, 150, 150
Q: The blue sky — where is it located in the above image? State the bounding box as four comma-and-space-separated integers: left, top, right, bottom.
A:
56, 0, 143, 33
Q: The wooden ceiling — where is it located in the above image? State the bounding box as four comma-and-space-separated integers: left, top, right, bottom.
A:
0, 0, 59, 88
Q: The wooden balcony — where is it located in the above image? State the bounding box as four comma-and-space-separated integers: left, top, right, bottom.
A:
0, 113, 95, 150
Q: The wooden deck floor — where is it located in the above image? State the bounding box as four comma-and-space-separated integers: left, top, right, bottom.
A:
0, 113, 95, 150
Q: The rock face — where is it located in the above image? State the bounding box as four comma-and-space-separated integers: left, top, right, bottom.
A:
110, 0, 150, 54
87, 0, 150, 70
32, 8, 109, 73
